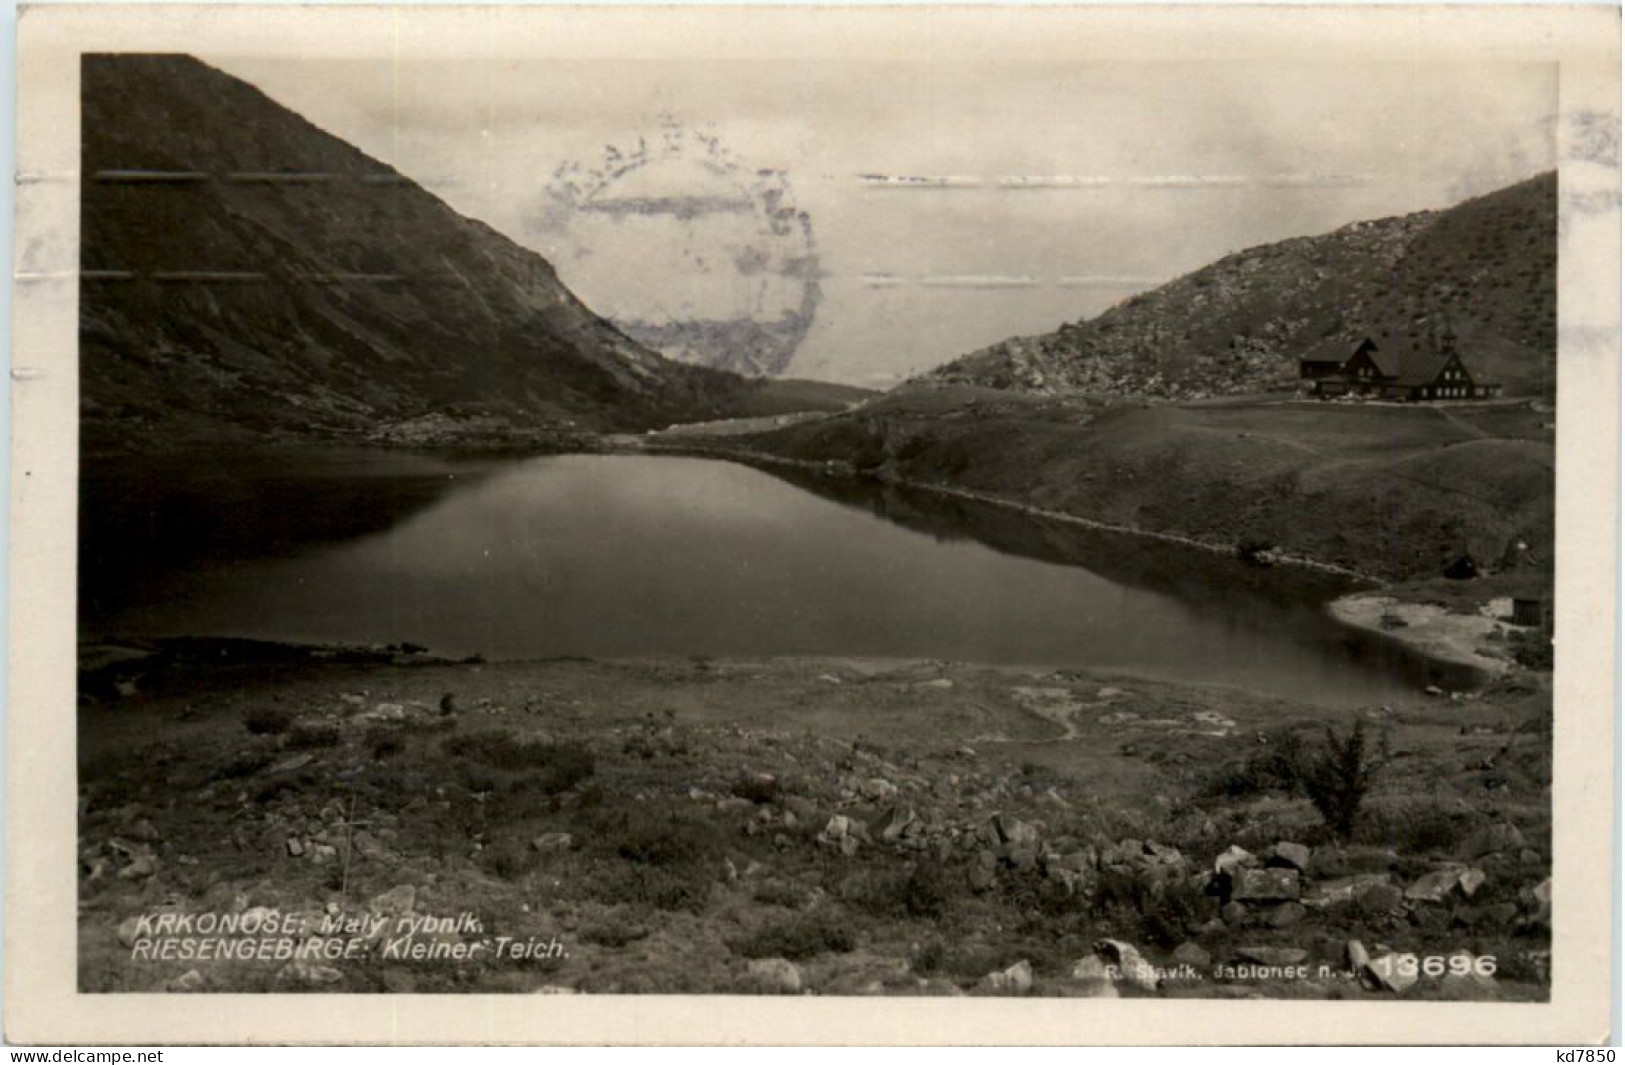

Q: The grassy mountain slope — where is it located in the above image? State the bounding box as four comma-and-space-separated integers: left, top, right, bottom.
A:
79, 55, 838, 450
930, 173, 1556, 399
722, 388, 1554, 583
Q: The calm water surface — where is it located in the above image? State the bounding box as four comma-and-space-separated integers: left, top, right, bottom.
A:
82, 451, 1434, 706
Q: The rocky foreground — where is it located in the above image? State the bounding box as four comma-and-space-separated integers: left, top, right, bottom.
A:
79, 643, 1551, 997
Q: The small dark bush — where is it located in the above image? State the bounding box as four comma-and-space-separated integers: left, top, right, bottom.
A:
752, 880, 811, 909
286, 724, 342, 750
1202, 729, 1308, 799
477, 836, 538, 880
213, 751, 273, 780
1303, 720, 1382, 841
730, 913, 857, 960
581, 921, 650, 948
597, 864, 712, 914
608, 811, 712, 867
443, 731, 595, 795
369, 732, 406, 761
243, 708, 294, 736
1507, 627, 1553, 671
844, 862, 959, 920
1093, 869, 1215, 948
729, 774, 780, 805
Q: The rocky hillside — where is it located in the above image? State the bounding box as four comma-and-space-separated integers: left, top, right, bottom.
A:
931, 173, 1556, 399
78, 642, 1551, 998
80, 55, 828, 450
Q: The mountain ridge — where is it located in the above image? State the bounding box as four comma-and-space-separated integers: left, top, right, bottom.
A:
927, 172, 1556, 400
79, 54, 845, 450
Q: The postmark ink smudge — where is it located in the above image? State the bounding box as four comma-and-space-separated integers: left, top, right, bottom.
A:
533, 119, 821, 377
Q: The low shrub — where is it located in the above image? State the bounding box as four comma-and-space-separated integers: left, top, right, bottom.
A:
285, 724, 342, 750
842, 862, 960, 920
477, 836, 538, 880
730, 913, 856, 960
213, 751, 273, 780
443, 731, 595, 795
729, 774, 780, 805
1201, 728, 1309, 799
243, 707, 294, 736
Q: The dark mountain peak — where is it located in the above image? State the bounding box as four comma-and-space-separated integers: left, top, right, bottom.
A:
80, 53, 800, 449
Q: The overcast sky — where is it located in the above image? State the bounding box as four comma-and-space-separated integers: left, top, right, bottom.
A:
214, 51, 1557, 385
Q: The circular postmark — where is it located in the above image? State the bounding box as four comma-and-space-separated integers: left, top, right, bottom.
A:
532, 119, 821, 377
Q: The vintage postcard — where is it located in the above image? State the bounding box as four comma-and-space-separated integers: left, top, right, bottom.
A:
7, 2, 1619, 1046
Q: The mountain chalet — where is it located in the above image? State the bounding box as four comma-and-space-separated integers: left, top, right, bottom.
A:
1298, 329, 1502, 402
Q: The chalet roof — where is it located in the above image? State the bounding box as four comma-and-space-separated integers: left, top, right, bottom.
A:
1364, 334, 1455, 386
1298, 334, 1373, 365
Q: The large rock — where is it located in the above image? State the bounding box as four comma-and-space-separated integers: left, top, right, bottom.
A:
1265, 901, 1307, 928
870, 804, 917, 843
1406, 865, 1479, 903
979, 960, 1034, 994
745, 957, 803, 995
368, 884, 417, 916
1172, 941, 1211, 969
1094, 939, 1158, 993
1363, 952, 1417, 994
1303, 873, 1392, 908
531, 832, 574, 854
1212, 845, 1256, 877
1271, 842, 1311, 872
1232, 867, 1300, 902
1064, 956, 1120, 998
277, 959, 344, 987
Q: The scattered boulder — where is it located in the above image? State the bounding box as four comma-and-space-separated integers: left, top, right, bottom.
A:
531, 832, 573, 854
118, 855, 158, 880
117, 916, 144, 949
1303, 873, 1392, 908
1095, 939, 1158, 993
1213, 845, 1257, 878
1220, 901, 1248, 926
979, 959, 1034, 994
1065, 956, 1120, 998
1353, 882, 1405, 914
167, 969, 205, 993
1406, 865, 1482, 903
745, 957, 803, 995
870, 804, 917, 843
369, 884, 416, 916
1231, 867, 1300, 902
1172, 941, 1211, 969
1527, 877, 1552, 928
1363, 952, 1417, 994
1265, 901, 1307, 929
1271, 842, 1311, 872
277, 959, 344, 987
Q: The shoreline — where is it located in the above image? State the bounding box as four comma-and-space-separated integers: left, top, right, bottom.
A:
629, 438, 1386, 585
1325, 593, 1515, 680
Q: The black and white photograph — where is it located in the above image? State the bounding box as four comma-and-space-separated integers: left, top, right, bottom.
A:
6, 2, 1619, 1046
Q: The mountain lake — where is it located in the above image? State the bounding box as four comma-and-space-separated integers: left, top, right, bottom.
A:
79, 449, 1468, 707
